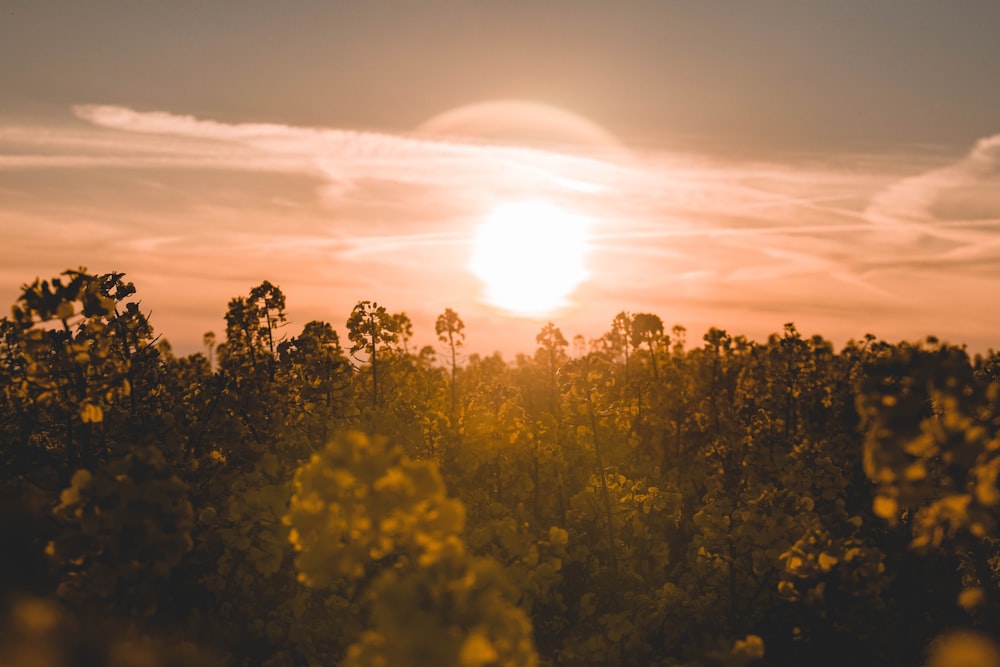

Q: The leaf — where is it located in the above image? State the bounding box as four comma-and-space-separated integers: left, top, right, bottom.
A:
732, 634, 765, 660
818, 552, 838, 572
548, 526, 569, 547
55, 301, 76, 320
459, 631, 499, 667
79, 402, 104, 424
873, 495, 898, 520
958, 587, 985, 611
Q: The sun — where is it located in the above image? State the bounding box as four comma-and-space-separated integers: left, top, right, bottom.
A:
469, 201, 590, 316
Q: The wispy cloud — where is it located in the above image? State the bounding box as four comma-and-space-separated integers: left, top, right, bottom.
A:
1, 105, 998, 354
867, 134, 1000, 224
70, 104, 628, 195
858, 133, 1000, 286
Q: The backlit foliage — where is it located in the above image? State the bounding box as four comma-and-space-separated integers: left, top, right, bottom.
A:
2, 270, 1000, 667
286, 431, 537, 667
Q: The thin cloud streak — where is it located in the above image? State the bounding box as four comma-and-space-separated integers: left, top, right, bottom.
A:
71, 104, 628, 195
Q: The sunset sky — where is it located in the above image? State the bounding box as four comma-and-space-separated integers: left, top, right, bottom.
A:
2, 1, 999, 357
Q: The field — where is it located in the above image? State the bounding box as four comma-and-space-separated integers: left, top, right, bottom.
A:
2, 269, 999, 667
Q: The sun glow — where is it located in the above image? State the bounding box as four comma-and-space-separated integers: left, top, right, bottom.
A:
470, 201, 590, 316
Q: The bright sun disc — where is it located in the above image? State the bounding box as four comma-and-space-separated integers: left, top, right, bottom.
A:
470, 201, 590, 316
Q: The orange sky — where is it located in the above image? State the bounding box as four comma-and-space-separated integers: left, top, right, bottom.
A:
1, 2, 999, 357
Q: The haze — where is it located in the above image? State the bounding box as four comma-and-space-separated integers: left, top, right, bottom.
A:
2, 1, 999, 356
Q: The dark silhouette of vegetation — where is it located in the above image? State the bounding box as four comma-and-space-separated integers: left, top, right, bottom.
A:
2, 268, 1000, 667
